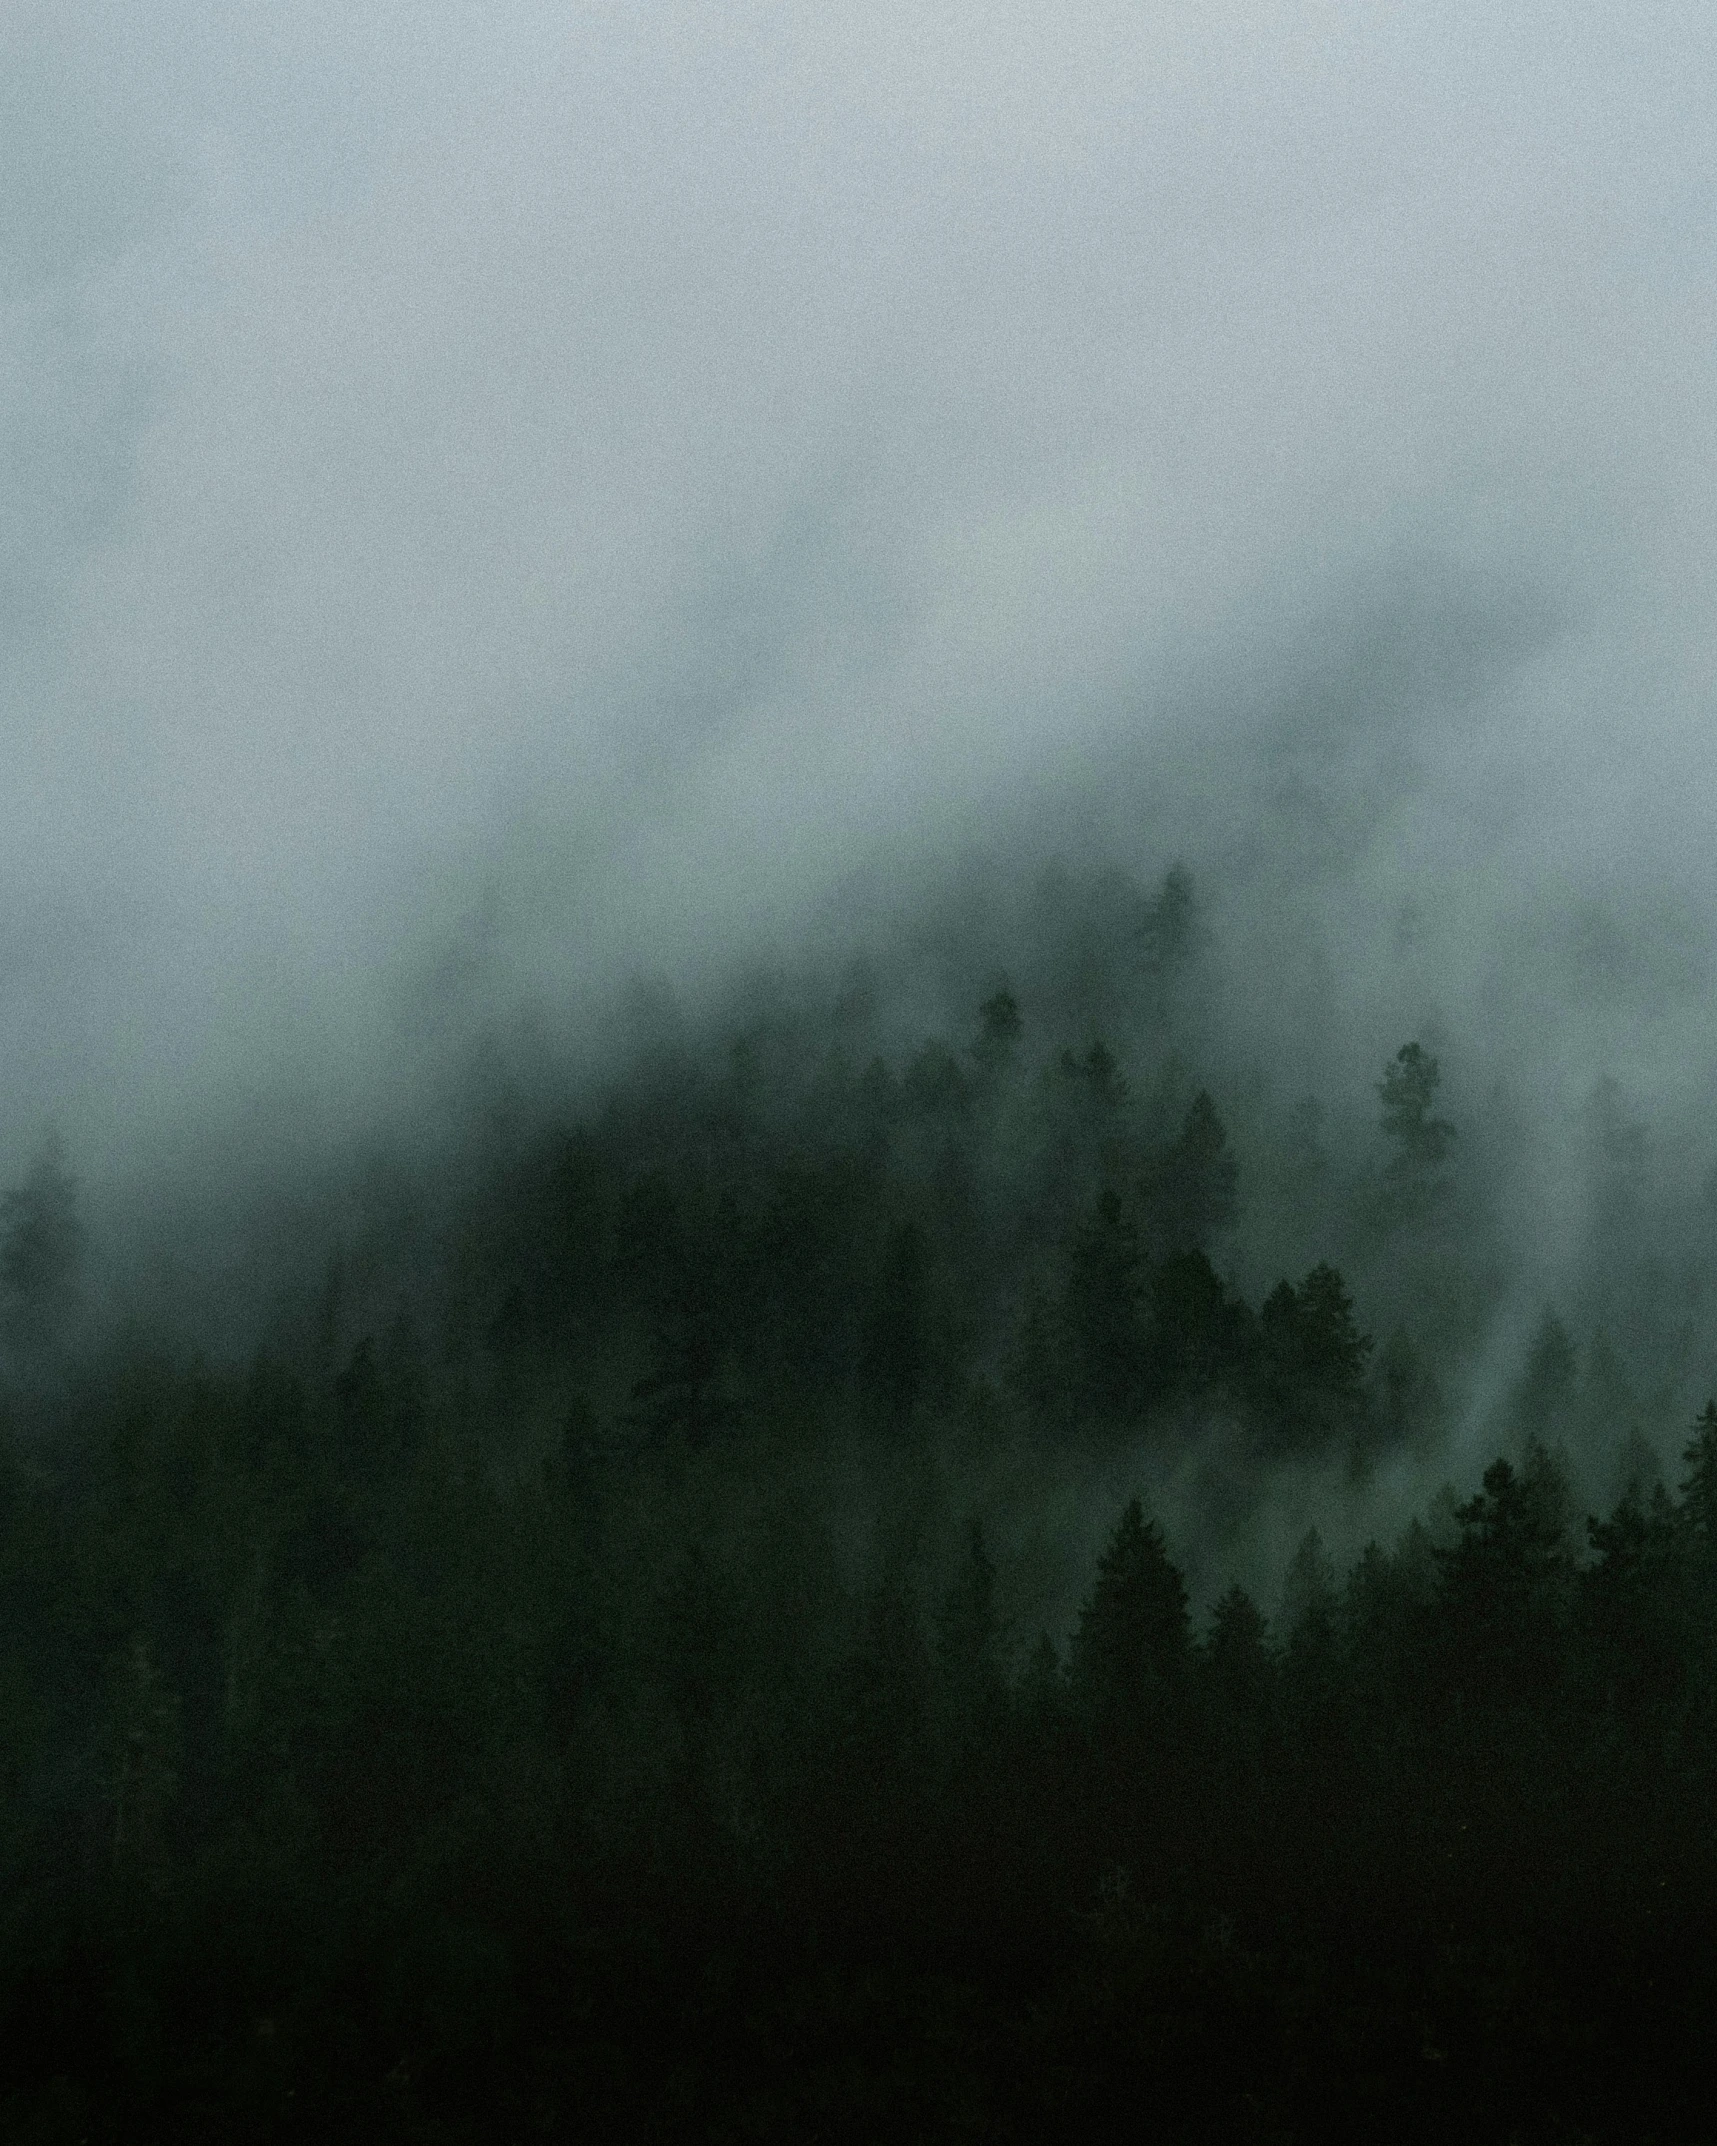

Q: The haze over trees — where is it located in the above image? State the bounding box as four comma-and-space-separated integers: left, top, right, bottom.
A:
7, 0, 1717, 2132
0, 1133, 82, 1350
0, 856, 1714, 2140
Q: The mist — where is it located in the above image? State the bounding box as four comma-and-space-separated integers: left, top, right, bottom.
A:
10, 7, 1717, 2131
0, 0, 1711, 1178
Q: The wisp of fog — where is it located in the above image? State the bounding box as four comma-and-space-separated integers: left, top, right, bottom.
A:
4, 1, 1717, 1432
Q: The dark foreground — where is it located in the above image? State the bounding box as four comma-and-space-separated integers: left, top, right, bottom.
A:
4, 1381, 1715, 2144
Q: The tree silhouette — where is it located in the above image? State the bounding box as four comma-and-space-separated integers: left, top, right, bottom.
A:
1374, 1328, 1445, 1455
1139, 861, 1200, 992
1256, 1263, 1372, 1455
1063, 1187, 1144, 1421
1378, 1041, 1455, 1209
1069, 1498, 1190, 1728
971, 985, 1023, 1083
1146, 1089, 1238, 1255
1204, 1584, 1274, 1719
1433, 1443, 1573, 1720
1148, 1248, 1250, 1394
0, 1133, 83, 1347
1678, 1398, 1717, 1553
1582, 1478, 1683, 1740
1509, 1311, 1579, 1447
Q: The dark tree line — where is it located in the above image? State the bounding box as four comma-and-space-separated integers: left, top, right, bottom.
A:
4, 1343, 1717, 2140
0, 867, 1711, 2139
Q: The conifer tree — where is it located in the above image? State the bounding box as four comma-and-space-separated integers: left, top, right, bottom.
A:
1433, 1442, 1574, 1718
1146, 1089, 1238, 1255
1205, 1584, 1274, 1717
1069, 1498, 1190, 1726
1679, 1398, 1717, 1552
1063, 1187, 1144, 1421
1256, 1264, 1372, 1454
1378, 1041, 1456, 1211
970, 986, 1022, 1083
0, 1133, 83, 1348
1509, 1311, 1579, 1447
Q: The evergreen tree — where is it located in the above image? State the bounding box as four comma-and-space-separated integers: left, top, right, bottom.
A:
935, 1520, 1007, 1773
1204, 1584, 1274, 1718
1296, 1263, 1372, 1404
970, 985, 1023, 1084
1280, 1527, 1340, 1649
621, 1175, 748, 1446
1053, 1039, 1135, 1180
1581, 1478, 1683, 1741
1678, 1398, 1717, 1552
1378, 1041, 1455, 1210
1063, 1188, 1144, 1421
108, 1635, 182, 1895
1343, 1528, 1435, 1731
1374, 1328, 1445, 1455
0, 1133, 83, 1348
1674, 1399, 1717, 1752
1139, 861, 1200, 994
1007, 1272, 1070, 1432
1278, 1530, 1344, 1768
1147, 1248, 1250, 1394
1508, 1311, 1579, 1448
1069, 1498, 1190, 1727
1577, 1331, 1647, 1496
903, 1039, 972, 1119
1256, 1264, 1372, 1455
1433, 1442, 1574, 1719
1146, 1089, 1238, 1255
838, 1568, 933, 1869
1018, 1629, 1066, 1727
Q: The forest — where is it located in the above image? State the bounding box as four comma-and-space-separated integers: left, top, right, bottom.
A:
0, 857, 1713, 2142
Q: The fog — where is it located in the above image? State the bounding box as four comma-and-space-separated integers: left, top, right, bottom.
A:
12, 24, 1717, 2120
6, 2, 1717, 1326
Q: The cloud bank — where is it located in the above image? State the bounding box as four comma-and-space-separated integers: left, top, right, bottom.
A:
3, 0, 1716, 1214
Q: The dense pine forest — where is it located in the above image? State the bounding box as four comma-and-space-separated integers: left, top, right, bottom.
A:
3, 859, 1716, 2141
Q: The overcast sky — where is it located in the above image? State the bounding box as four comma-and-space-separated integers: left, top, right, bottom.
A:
4, 0, 1717, 1187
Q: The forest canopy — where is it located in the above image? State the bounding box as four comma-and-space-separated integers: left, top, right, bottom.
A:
0, 858, 1712, 2139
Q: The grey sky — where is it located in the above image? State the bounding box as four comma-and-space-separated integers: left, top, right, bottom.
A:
3, 0, 1717, 1191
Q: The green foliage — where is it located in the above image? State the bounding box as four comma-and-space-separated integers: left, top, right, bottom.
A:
1432, 1441, 1575, 1719
1203, 1584, 1272, 1714
1378, 1040, 1456, 1211
1144, 1089, 1237, 1255
1062, 1187, 1144, 1421
1147, 1247, 1249, 1394
1509, 1310, 1579, 1445
1256, 1262, 1373, 1456
970, 985, 1022, 1081
1068, 1497, 1190, 1728
3, 865, 1717, 2136
1139, 860, 1200, 987
1374, 1327, 1445, 1453
0, 1134, 82, 1346
1679, 1396, 1717, 1550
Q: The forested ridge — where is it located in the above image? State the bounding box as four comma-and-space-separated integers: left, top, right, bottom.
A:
1, 863, 1713, 2141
